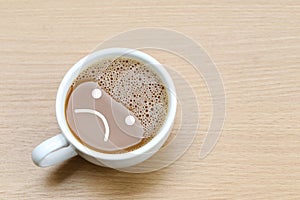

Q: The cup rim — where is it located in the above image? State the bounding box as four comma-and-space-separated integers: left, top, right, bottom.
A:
56, 48, 177, 161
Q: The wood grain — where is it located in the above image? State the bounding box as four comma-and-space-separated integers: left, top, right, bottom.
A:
0, 0, 299, 199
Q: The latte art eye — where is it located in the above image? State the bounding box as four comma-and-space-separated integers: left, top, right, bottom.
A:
125, 115, 135, 126
92, 88, 102, 99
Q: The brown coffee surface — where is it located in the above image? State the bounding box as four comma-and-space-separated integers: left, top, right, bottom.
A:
66, 56, 168, 153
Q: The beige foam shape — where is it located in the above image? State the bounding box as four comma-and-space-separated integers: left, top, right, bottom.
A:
66, 81, 145, 152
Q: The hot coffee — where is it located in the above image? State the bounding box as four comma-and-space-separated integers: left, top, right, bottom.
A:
65, 56, 168, 153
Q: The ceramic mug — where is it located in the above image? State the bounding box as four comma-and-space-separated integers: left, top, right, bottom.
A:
32, 48, 177, 168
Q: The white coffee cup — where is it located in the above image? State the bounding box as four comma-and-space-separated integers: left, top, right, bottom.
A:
32, 48, 177, 168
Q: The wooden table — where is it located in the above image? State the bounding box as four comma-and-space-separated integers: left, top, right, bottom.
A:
1, 1, 299, 199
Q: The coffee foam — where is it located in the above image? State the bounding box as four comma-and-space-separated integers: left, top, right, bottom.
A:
72, 56, 168, 140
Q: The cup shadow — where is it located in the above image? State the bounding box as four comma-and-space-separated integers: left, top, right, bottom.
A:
46, 156, 165, 195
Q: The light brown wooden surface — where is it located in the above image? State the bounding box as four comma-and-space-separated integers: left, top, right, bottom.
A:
1, 0, 300, 199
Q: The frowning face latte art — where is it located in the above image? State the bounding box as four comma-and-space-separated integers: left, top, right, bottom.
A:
65, 57, 169, 153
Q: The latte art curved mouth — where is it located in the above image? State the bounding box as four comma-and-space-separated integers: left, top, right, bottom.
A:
74, 109, 110, 142
74, 108, 138, 142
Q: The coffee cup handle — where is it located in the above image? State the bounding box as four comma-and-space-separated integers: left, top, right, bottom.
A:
32, 134, 78, 167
